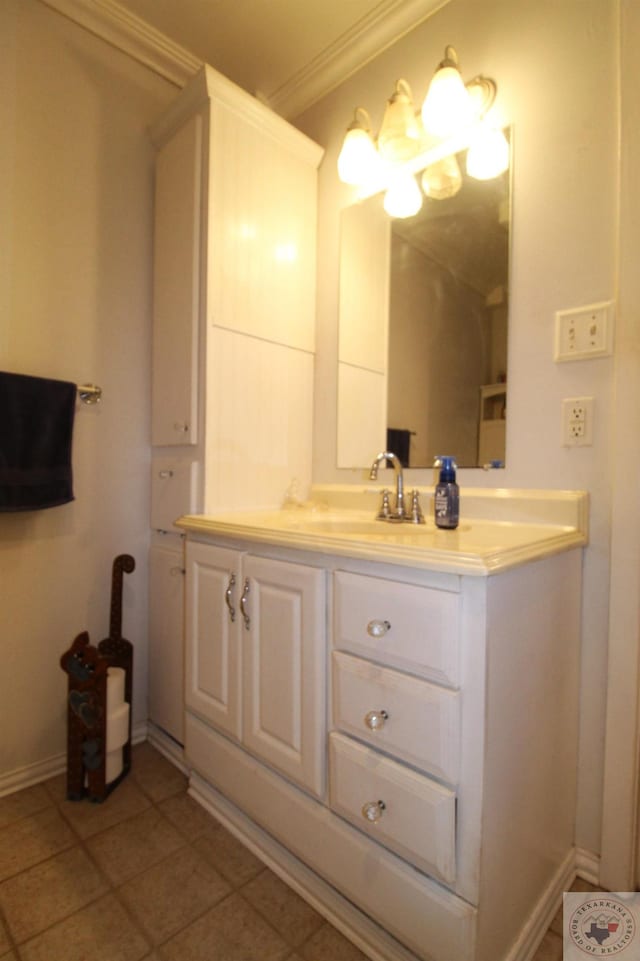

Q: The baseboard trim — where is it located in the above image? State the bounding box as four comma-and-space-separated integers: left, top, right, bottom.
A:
575, 847, 601, 886
147, 721, 188, 774
501, 848, 575, 961
0, 721, 148, 798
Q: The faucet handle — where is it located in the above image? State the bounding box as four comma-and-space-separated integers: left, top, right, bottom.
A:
376, 489, 392, 520
409, 489, 426, 525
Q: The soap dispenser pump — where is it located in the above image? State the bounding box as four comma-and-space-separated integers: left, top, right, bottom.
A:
434, 456, 459, 529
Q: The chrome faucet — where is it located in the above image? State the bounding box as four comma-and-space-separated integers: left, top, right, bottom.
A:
369, 451, 406, 521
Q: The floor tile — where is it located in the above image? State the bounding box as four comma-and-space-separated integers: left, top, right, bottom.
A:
531, 930, 563, 961
158, 792, 218, 841
300, 924, 371, 961
118, 845, 231, 944
0, 784, 52, 829
130, 744, 187, 803
197, 824, 265, 887
0, 807, 75, 881
159, 891, 289, 961
19, 892, 149, 961
0, 918, 11, 954
242, 869, 324, 947
86, 806, 185, 885
56, 778, 151, 839
0, 844, 108, 943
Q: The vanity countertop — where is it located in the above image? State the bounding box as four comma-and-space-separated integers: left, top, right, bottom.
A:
177, 487, 588, 576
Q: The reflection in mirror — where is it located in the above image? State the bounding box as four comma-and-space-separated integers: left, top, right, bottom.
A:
337, 128, 511, 469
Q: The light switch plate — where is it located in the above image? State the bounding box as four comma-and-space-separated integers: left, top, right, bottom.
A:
554, 301, 614, 362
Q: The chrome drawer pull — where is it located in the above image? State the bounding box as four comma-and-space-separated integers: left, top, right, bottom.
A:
225, 572, 236, 623
173, 422, 189, 433
367, 619, 391, 638
158, 469, 174, 479
362, 800, 386, 823
364, 709, 389, 731
240, 578, 250, 630
169, 566, 185, 577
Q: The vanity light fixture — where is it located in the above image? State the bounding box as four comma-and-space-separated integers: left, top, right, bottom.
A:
336, 45, 506, 217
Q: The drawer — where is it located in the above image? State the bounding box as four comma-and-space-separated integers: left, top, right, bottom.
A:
329, 732, 456, 884
333, 571, 460, 687
332, 651, 460, 784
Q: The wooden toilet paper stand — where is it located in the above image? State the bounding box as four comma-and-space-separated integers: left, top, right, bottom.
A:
60, 554, 135, 802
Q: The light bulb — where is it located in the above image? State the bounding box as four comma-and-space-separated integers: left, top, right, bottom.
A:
466, 125, 510, 180
383, 173, 423, 218
421, 47, 474, 139
421, 154, 462, 199
337, 108, 380, 186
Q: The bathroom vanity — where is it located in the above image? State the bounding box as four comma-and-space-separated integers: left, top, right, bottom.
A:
177, 488, 587, 961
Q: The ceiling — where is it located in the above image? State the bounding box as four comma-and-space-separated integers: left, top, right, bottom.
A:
105, 0, 451, 117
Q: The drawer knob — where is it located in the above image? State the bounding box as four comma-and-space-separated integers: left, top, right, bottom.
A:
367, 619, 391, 638
361, 800, 386, 823
364, 709, 389, 731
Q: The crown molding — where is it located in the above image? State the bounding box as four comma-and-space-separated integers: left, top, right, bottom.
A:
38, 0, 201, 88
267, 0, 452, 119
38, 0, 451, 116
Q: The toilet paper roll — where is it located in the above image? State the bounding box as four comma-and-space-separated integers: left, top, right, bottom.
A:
106, 667, 126, 713
106, 701, 130, 752
106, 748, 123, 783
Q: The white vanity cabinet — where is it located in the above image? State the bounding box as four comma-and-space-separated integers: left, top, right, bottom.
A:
185, 539, 326, 798
181, 521, 583, 961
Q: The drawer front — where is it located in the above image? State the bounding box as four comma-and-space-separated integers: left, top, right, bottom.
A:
333, 571, 460, 687
329, 732, 456, 884
332, 651, 460, 784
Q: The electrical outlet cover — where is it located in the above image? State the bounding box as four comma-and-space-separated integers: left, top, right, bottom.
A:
562, 396, 594, 446
554, 301, 614, 362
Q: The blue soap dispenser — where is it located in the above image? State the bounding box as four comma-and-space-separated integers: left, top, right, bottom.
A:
434, 456, 459, 530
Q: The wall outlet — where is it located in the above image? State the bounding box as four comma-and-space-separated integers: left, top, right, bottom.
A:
562, 396, 593, 446
554, 301, 614, 362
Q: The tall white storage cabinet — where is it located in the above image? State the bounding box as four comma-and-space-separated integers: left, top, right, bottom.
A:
147, 65, 323, 746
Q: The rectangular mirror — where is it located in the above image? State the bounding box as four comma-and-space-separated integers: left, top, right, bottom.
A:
337, 128, 511, 469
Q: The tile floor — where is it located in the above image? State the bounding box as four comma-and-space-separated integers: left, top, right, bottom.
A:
0, 742, 595, 961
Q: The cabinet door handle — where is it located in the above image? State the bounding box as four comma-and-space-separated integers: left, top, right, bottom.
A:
367, 619, 391, 638
158, 469, 174, 479
361, 800, 386, 822
169, 566, 185, 577
225, 572, 236, 623
173, 422, 189, 433
240, 578, 250, 630
364, 709, 389, 731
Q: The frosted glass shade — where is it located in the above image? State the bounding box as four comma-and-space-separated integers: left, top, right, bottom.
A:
337, 126, 380, 185
383, 173, 423, 218
422, 65, 474, 139
421, 154, 463, 199
466, 125, 510, 180
377, 80, 422, 164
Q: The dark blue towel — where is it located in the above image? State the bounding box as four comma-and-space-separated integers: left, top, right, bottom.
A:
0, 371, 77, 511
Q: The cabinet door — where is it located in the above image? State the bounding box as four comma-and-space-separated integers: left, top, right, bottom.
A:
149, 545, 185, 744
185, 541, 242, 740
241, 555, 326, 798
152, 111, 202, 446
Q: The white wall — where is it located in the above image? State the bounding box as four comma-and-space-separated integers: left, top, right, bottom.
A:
295, 0, 619, 857
0, 0, 175, 781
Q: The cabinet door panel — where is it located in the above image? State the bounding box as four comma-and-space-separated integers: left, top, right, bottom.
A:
185, 541, 242, 740
152, 112, 202, 446
149, 545, 185, 744
242, 556, 325, 798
